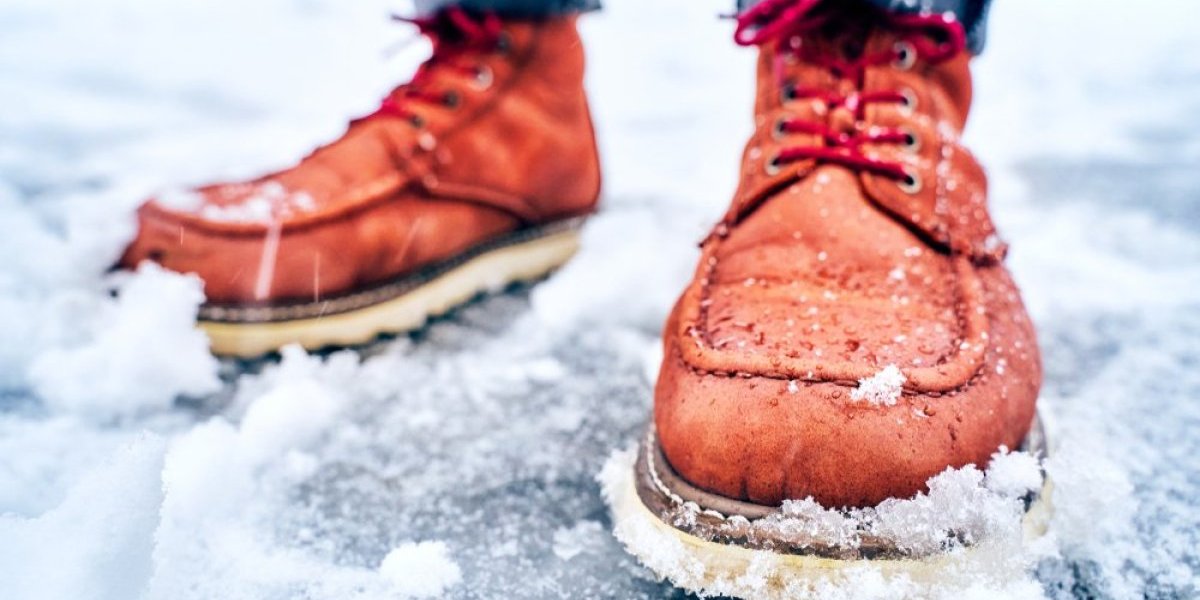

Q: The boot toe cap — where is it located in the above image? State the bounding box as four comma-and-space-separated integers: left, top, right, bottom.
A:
653, 335, 1037, 508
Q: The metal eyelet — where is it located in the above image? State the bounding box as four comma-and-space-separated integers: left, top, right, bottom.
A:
898, 170, 922, 194
765, 154, 783, 176
898, 87, 918, 116
443, 91, 462, 109
473, 65, 494, 90
495, 32, 513, 54
780, 83, 797, 104
899, 126, 921, 152
772, 117, 788, 140
893, 41, 917, 71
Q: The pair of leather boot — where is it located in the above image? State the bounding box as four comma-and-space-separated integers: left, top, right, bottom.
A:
121, 0, 1042, 570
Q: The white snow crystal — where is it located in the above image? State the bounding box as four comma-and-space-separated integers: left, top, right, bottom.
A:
552, 520, 605, 561
154, 188, 205, 211
192, 182, 325, 223
984, 446, 1043, 497
1042, 440, 1141, 597
27, 262, 220, 420
518, 356, 567, 383
379, 541, 463, 598
0, 434, 166, 600
200, 196, 273, 223
849, 364, 906, 406
145, 349, 375, 599
237, 347, 344, 465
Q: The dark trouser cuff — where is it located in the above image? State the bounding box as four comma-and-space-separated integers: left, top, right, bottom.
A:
735, 0, 992, 54
414, 0, 601, 18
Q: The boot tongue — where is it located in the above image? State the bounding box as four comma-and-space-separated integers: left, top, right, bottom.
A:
728, 23, 1005, 264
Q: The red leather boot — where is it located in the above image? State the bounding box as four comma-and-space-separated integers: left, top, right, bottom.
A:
610, 0, 1046, 592
121, 9, 600, 357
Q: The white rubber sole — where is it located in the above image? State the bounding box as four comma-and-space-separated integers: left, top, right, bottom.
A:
602, 425, 1054, 599
200, 225, 581, 358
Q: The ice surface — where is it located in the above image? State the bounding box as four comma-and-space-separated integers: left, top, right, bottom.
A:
1, 0, 1198, 598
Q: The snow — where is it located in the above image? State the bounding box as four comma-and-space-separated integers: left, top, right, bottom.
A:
28, 263, 221, 421
189, 182, 319, 223
0, 434, 165, 600
235, 346, 345, 465
379, 541, 463, 598
850, 364, 906, 406
985, 446, 1044, 498
1, 0, 1199, 598
154, 188, 206, 212
552, 519, 607, 561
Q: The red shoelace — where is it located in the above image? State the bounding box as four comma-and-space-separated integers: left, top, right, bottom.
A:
363, 8, 504, 125
734, 0, 967, 185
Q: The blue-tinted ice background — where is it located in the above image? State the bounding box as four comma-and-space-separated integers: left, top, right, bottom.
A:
1, 0, 1197, 598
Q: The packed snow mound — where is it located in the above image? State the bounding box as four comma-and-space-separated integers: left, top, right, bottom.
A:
0, 434, 166, 600
28, 263, 220, 420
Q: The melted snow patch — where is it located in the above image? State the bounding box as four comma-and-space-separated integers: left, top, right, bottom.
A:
850, 364, 906, 406
379, 541, 463, 599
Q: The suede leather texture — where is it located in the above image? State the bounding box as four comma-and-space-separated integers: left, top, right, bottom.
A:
654, 29, 1041, 508
121, 17, 600, 305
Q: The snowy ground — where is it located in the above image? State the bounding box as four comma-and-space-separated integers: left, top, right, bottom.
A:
1, 0, 1198, 598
